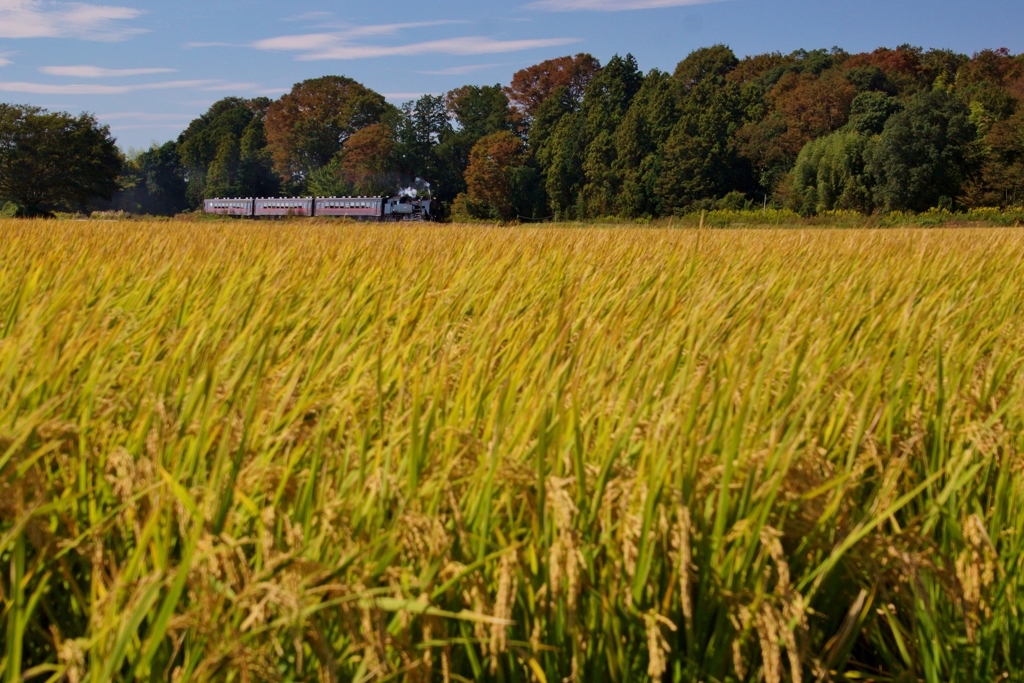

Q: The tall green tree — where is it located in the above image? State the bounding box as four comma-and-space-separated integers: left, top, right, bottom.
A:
613, 69, 677, 217
867, 88, 978, 212
577, 54, 644, 217
544, 111, 588, 219
847, 92, 904, 135
392, 95, 462, 210
178, 97, 277, 205
0, 104, 121, 215
656, 46, 750, 213
790, 130, 873, 214
672, 44, 739, 98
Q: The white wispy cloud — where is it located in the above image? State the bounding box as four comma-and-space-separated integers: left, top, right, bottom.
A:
0, 79, 216, 95
40, 65, 176, 78
254, 34, 579, 61
0, 0, 145, 41
0, 56, 11, 67
419, 63, 506, 76
528, 0, 718, 10
250, 20, 576, 61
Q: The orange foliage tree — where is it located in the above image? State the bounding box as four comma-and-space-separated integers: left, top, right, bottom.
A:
506, 54, 601, 121
265, 76, 388, 186
768, 71, 857, 158
463, 131, 526, 221
340, 124, 397, 196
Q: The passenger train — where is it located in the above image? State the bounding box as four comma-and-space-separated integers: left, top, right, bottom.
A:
203, 195, 433, 221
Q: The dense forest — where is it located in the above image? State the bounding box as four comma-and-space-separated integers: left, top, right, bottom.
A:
92, 45, 1024, 219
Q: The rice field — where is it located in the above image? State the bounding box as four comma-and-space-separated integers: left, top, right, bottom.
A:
1, 220, 1023, 683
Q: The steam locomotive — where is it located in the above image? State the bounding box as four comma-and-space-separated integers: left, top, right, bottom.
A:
203, 195, 433, 221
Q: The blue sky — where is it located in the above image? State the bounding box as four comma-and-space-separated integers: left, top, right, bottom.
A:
0, 0, 1021, 150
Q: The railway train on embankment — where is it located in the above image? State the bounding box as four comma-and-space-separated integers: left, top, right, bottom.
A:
203, 195, 433, 221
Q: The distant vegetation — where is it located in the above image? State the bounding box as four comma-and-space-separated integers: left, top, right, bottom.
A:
3, 45, 1024, 221
0, 104, 120, 216
2, 221, 1024, 680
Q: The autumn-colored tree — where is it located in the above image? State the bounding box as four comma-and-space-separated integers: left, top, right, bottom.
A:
265, 76, 388, 186
440, 84, 516, 195
463, 131, 526, 221
844, 46, 924, 80
734, 58, 856, 199
506, 53, 601, 121
307, 124, 398, 198
769, 71, 857, 158
340, 124, 398, 196
844, 45, 934, 94
956, 48, 1022, 90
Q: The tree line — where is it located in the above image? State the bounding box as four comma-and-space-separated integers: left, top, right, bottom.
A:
2, 45, 1023, 219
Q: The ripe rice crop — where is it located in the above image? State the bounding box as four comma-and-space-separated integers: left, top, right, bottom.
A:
1, 220, 1023, 682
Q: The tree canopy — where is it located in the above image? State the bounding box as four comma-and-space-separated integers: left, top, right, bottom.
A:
10, 44, 1023, 219
265, 76, 390, 186
0, 104, 120, 216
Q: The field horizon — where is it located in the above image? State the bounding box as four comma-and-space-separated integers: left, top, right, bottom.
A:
1, 220, 1023, 682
